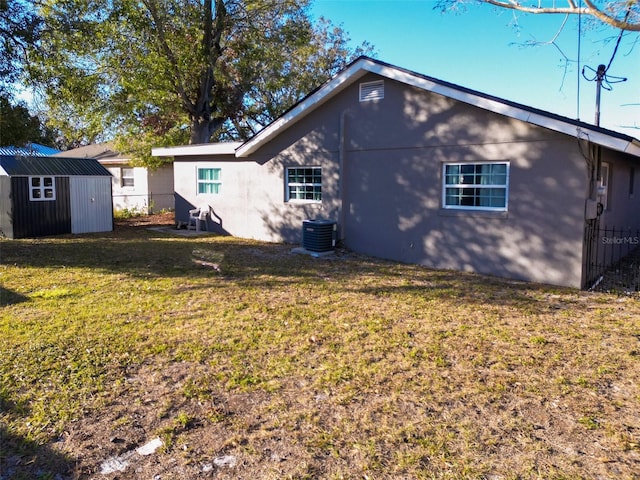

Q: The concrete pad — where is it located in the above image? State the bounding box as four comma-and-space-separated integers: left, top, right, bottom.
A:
147, 226, 215, 237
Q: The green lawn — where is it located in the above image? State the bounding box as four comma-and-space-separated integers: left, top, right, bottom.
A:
1, 220, 639, 479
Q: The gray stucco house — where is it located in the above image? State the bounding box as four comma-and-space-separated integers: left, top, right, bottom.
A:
153, 57, 640, 289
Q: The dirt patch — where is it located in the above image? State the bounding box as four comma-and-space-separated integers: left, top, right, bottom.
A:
39, 355, 640, 479
52, 361, 348, 479
115, 212, 176, 229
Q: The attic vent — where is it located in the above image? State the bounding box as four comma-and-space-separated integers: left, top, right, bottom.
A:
359, 80, 384, 102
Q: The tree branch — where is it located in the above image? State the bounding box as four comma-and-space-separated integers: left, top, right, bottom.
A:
482, 0, 640, 31
141, 0, 195, 114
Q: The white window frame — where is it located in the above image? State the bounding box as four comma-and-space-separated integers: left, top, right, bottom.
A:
121, 167, 135, 188
442, 162, 509, 212
286, 166, 322, 203
197, 167, 222, 195
29, 176, 56, 202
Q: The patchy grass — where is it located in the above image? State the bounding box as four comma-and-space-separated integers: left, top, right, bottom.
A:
1, 215, 639, 479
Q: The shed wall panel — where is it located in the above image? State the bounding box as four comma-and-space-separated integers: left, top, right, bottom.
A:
0, 176, 14, 238
70, 177, 113, 234
10, 177, 71, 238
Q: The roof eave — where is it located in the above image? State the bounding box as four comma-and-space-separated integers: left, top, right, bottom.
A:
152, 142, 243, 158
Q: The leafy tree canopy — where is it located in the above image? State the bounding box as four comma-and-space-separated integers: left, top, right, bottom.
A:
0, 0, 42, 96
29, 0, 373, 166
0, 93, 59, 147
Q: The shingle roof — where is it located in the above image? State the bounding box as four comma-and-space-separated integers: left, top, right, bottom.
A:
53, 142, 125, 161
0, 155, 112, 176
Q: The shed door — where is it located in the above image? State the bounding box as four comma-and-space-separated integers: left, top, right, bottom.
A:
70, 177, 113, 234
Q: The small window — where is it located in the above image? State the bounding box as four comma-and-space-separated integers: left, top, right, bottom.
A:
197, 167, 221, 194
629, 167, 635, 197
442, 162, 509, 211
359, 80, 384, 102
286, 167, 322, 202
29, 176, 56, 201
121, 167, 135, 187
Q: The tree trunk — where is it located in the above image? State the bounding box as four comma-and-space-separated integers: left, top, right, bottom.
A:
189, 116, 225, 144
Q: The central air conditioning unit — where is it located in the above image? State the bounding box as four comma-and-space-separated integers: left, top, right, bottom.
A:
302, 219, 337, 252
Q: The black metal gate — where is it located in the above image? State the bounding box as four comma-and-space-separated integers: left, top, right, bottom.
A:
583, 222, 640, 293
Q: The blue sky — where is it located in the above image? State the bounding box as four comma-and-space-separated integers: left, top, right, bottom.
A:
310, 0, 640, 136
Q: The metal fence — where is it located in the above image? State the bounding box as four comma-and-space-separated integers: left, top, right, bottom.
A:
584, 223, 640, 293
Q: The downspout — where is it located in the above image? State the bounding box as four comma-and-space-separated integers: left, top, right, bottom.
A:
339, 110, 350, 242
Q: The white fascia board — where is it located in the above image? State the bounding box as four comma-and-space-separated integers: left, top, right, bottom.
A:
626, 140, 640, 157
98, 158, 131, 166
573, 127, 640, 157
152, 142, 242, 157
236, 60, 371, 157
0, 166, 8, 176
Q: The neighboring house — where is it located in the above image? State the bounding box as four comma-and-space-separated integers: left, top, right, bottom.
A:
153, 56, 640, 289
56, 143, 174, 214
0, 155, 113, 239
0, 143, 61, 157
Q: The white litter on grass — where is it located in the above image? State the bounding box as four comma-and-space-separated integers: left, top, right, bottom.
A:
213, 455, 237, 468
99, 451, 135, 474
100, 438, 164, 475
136, 437, 164, 456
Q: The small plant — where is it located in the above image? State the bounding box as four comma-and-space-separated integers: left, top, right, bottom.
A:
579, 416, 600, 430
530, 335, 548, 345
113, 207, 144, 219
174, 411, 194, 429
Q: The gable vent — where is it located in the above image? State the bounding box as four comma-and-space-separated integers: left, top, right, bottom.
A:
359, 80, 384, 102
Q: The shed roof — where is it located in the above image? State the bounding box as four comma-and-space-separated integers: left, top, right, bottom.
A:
0, 155, 112, 177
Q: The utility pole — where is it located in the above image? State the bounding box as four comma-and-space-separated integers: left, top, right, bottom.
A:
582, 64, 627, 127
594, 64, 606, 127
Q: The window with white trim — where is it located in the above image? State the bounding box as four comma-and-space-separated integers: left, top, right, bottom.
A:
443, 162, 509, 211
286, 167, 322, 202
197, 167, 221, 194
121, 167, 135, 187
29, 176, 56, 201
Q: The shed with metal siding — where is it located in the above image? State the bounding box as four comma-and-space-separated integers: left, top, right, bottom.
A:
0, 155, 113, 239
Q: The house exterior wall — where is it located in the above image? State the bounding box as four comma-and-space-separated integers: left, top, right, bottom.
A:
108, 165, 150, 213
599, 149, 640, 230
174, 153, 333, 241
148, 164, 175, 212
173, 74, 635, 288
274, 74, 588, 287
108, 163, 174, 213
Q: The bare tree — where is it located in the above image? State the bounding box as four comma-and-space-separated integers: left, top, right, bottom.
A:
438, 0, 640, 31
